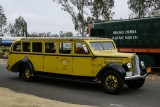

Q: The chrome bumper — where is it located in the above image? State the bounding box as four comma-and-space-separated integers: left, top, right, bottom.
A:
125, 72, 152, 80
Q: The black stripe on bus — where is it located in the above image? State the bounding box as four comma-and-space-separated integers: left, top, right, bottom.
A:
10, 52, 128, 58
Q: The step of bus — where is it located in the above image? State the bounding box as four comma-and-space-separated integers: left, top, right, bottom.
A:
34, 72, 96, 83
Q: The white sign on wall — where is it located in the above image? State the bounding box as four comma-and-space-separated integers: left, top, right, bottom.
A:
113, 30, 137, 35
112, 36, 138, 40
112, 30, 138, 40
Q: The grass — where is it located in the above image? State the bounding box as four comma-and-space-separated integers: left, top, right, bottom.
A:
0, 53, 3, 56
0, 47, 9, 57
2, 48, 9, 52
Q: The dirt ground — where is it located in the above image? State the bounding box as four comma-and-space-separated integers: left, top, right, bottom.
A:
0, 87, 93, 107
147, 72, 160, 81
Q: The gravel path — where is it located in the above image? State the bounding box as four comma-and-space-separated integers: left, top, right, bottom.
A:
0, 87, 93, 107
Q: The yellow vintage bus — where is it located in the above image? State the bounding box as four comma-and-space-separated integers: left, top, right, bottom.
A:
7, 37, 151, 94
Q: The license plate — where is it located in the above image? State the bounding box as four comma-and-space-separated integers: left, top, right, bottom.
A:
126, 72, 132, 77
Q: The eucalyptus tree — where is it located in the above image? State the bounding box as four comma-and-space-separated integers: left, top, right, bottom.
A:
14, 16, 27, 37
53, 0, 115, 36
53, 0, 89, 36
0, 5, 7, 36
128, 0, 159, 18
89, 0, 114, 21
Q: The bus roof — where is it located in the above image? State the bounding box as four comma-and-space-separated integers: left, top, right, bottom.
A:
21, 37, 111, 41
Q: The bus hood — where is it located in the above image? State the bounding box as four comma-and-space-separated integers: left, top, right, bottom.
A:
93, 51, 135, 58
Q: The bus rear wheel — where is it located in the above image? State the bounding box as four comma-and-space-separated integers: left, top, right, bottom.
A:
21, 64, 34, 81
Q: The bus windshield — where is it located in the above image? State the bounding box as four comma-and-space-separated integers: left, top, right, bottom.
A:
90, 42, 115, 51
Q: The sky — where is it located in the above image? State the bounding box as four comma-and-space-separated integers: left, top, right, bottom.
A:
0, 0, 130, 35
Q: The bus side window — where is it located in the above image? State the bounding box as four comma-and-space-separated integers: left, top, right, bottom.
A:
23, 42, 30, 52
45, 43, 56, 53
75, 43, 89, 54
32, 42, 42, 53
59, 43, 71, 54
13, 42, 21, 52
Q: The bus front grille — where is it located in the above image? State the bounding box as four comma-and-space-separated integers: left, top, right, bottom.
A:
131, 55, 140, 76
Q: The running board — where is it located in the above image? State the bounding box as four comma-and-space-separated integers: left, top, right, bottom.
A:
34, 72, 96, 83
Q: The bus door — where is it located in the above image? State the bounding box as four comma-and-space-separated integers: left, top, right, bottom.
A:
72, 42, 93, 76
44, 42, 58, 73
58, 42, 73, 75
30, 42, 44, 72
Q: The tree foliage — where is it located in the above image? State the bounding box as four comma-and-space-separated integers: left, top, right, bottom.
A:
59, 31, 73, 37
152, 0, 160, 10
0, 5, 7, 27
89, 0, 114, 21
128, 0, 159, 18
0, 5, 7, 36
53, 0, 114, 36
14, 16, 27, 37
53, 0, 89, 36
7, 23, 15, 36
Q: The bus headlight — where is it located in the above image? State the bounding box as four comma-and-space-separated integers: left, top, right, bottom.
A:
140, 61, 144, 67
127, 63, 131, 69
122, 63, 131, 71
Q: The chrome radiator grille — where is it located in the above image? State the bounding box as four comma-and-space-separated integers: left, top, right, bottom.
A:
131, 55, 140, 76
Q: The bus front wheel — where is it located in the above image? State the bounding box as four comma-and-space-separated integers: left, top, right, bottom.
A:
101, 70, 124, 94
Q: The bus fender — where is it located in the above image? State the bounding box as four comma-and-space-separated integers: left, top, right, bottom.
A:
10, 57, 34, 75
95, 63, 126, 80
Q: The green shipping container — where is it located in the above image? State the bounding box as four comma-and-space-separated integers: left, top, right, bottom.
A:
90, 17, 160, 67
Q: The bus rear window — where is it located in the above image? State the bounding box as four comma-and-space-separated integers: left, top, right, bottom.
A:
13, 42, 21, 52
